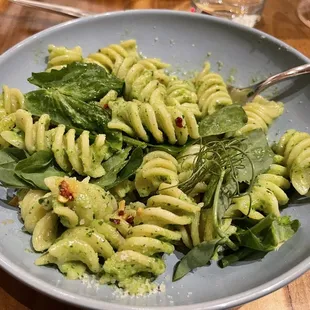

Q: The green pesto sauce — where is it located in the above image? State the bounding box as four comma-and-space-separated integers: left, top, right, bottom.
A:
101, 252, 165, 295
102, 274, 158, 295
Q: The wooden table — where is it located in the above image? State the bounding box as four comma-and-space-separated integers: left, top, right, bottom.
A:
0, 0, 309, 309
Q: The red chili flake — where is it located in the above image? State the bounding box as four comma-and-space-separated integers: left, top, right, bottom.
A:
118, 210, 125, 216
126, 215, 134, 225
59, 181, 74, 201
110, 218, 121, 225
190, 7, 196, 13
175, 117, 184, 128
103, 103, 109, 109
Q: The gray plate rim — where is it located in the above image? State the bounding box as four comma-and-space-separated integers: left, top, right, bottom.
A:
0, 9, 309, 310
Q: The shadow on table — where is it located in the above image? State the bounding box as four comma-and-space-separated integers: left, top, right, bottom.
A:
0, 267, 80, 310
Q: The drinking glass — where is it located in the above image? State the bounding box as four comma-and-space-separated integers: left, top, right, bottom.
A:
191, 0, 266, 27
297, 0, 310, 28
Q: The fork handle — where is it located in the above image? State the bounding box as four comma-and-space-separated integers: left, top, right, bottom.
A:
253, 63, 310, 98
9, 0, 91, 17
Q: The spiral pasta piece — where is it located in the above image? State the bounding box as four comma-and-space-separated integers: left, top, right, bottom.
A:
102, 185, 198, 293
0, 85, 25, 115
1, 109, 110, 178
32, 177, 122, 278
274, 130, 310, 195
177, 144, 208, 197
0, 85, 24, 147
35, 226, 114, 277
84, 40, 138, 72
225, 155, 290, 220
19, 190, 58, 252
180, 208, 236, 249
177, 144, 201, 183
36, 198, 136, 280
144, 183, 201, 225
235, 96, 284, 136
41, 176, 118, 228
47, 44, 83, 71
135, 151, 179, 197
195, 62, 233, 116
108, 98, 200, 145
166, 78, 198, 106
127, 65, 169, 101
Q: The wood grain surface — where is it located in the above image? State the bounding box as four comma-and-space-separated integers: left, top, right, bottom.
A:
0, 0, 309, 309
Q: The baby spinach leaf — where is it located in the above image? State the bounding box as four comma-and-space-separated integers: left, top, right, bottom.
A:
28, 62, 124, 101
106, 147, 143, 190
25, 90, 110, 134
0, 148, 29, 188
262, 215, 300, 248
237, 130, 274, 183
149, 140, 196, 156
199, 105, 247, 137
25, 63, 124, 150
235, 214, 300, 252
15, 150, 53, 171
217, 174, 237, 221
0, 165, 29, 188
93, 147, 143, 190
0, 148, 27, 165
92, 147, 132, 188
15, 150, 66, 190
218, 248, 258, 268
123, 136, 148, 149
173, 240, 219, 281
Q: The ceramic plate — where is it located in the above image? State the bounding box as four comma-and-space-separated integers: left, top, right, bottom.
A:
0, 10, 309, 310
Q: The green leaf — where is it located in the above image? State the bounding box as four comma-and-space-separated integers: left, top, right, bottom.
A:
237, 129, 274, 183
93, 147, 143, 190
149, 140, 196, 156
106, 147, 143, 190
199, 105, 247, 137
123, 136, 148, 149
218, 248, 257, 268
25, 63, 124, 150
92, 147, 132, 188
15, 150, 53, 172
173, 240, 218, 281
264, 216, 300, 248
15, 150, 66, 190
28, 62, 124, 102
236, 214, 300, 252
25, 90, 110, 134
217, 174, 237, 221
0, 148, 29, 188
0, 166, 29, 188
0, 148, 27, 165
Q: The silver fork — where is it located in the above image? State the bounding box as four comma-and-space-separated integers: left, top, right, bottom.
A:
228, 64, 310, 105
3, 0, 91, 17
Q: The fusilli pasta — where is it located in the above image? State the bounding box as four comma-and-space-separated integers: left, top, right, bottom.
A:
135, 151, 179, 197
0, 85, 24, 146
226, 155, 290, 219
19, 190, 58, 252
108, 98, 200, 145
41, 176, 117, 227
47, 44, 83, 71
1, 110, 110, 178
275, 130, 310, 195
235, 96, 284, 136
195, 62, 233, 116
